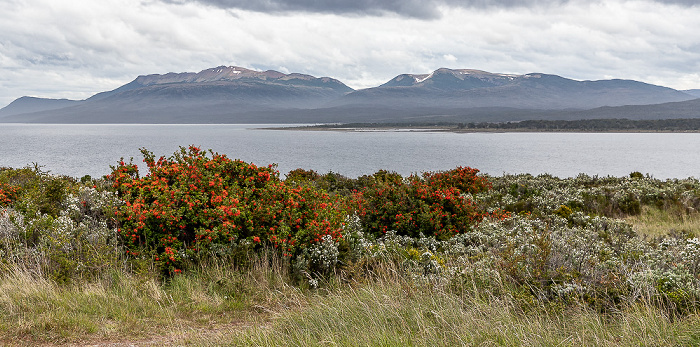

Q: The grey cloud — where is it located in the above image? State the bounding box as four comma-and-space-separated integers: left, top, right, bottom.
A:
164, 0, 442, 18
657, 0, 700, 4
162, 0, 696, 18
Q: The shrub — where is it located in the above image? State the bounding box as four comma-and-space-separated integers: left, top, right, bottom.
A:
423, 166, 491, 194
108, 146, 348, 274
0, 167, 122, 283
285, 168, 320, 183
0, 182, 20, 206
483, 173, 700, 218
352, 167, 505, 240
0, 167, 74, 218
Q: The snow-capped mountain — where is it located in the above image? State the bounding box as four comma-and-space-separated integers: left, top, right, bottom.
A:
340, 68, 693, 110
1, 66, 698, 123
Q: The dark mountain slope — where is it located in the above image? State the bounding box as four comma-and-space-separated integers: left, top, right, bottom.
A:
340, 69, 693, 110
1, 66, 697, 124
555, 97, 700, 120
0, 66, 353, 123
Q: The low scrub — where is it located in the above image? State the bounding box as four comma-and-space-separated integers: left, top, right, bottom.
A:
2, 149, 700, 344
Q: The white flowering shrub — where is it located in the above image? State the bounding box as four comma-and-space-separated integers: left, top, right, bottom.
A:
327, 174, 700, 313
0, 208, 23, 263
481, 174, 700, 218
0, 176, 123, 282
293, 235, 341, 286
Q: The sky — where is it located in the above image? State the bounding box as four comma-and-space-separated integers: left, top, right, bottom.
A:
1, 0, 700, 108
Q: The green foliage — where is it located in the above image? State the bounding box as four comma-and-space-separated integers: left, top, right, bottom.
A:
0, 167, 122, 283
630, 171, 645, 179
285, 168, 320, 183
0, 166, 73, 218
554, 205, 573, 219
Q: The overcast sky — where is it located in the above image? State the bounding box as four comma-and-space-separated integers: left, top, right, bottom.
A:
1, 0, 700, 107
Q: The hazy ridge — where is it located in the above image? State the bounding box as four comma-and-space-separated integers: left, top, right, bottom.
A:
1, 66, 698, 124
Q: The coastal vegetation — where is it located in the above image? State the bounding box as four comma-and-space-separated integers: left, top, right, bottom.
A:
2, 146, 700, 345
303, 118, 700, 132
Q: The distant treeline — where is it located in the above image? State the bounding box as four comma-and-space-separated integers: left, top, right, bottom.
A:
461, 118, 700, 131
314, 118, 700, 132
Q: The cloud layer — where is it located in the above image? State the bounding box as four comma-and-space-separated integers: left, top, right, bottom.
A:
167, 0, 698, 18
1, 0, 699, 107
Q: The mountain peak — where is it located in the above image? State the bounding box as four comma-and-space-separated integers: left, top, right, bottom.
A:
380, 67, 521, 89
434, 67, 517, 77
126, 66, 351, 92
197, 65, 292, 79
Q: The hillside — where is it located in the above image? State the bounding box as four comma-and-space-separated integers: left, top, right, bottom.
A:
1, 66, 697, 123
0, 96, 80, 118
338, 68, 692, 110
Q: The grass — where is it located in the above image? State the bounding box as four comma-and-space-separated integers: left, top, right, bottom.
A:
3, 252, 700, 346
226, 286, 700, 347
0, 267, 228, 345
626, 205, 700, 238
0, 251, 301, 346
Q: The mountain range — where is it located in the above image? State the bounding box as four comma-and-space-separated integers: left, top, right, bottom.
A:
1, 66, 699, 124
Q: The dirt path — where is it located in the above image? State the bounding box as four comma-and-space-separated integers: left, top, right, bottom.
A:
22, 321, 264, 347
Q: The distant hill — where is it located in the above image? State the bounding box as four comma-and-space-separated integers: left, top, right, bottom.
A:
338, 68, 693, 110
553, 97, 700, 120
87, 66, 352, 102
683, 89, 700, 98
1, 66, 698, 124
0, 96, 80, 117
0, 66, 353, 123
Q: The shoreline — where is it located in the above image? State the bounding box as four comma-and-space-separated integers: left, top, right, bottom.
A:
264, 124, 700, 133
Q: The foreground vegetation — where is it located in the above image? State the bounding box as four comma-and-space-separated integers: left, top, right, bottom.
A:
2, 146, 700, 345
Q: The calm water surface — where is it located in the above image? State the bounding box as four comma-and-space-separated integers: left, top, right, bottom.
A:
0, 124, 698, 179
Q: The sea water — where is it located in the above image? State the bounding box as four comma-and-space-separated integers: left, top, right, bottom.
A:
0, 124, 698, 179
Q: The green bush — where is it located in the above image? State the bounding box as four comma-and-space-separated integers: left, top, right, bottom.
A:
0, 167, 122, 283
0, 167, 74, 218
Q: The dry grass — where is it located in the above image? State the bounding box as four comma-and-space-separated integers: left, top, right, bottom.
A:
626, 205, 700, 238
0, 250, 300, 346
3, 228, 700, 346
3, 260, 700, 346
169, 279, 700, 346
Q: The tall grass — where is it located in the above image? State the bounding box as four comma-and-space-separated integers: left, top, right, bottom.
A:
3, 244, 700, 346
627, 205, 700, 238
228, 285, 700, 346
0, 249, 301, 346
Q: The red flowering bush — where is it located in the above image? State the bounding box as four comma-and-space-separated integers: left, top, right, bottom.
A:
423, 166, 491, 194
352, 167, 506, 240
0, 182, 20, 206
108, 146, 347, 273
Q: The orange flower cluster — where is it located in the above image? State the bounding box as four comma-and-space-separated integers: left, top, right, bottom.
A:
108, 146, 503, 273
0, 182, 20, 206
352, 167, 508, 240
108, 146, 347, 273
